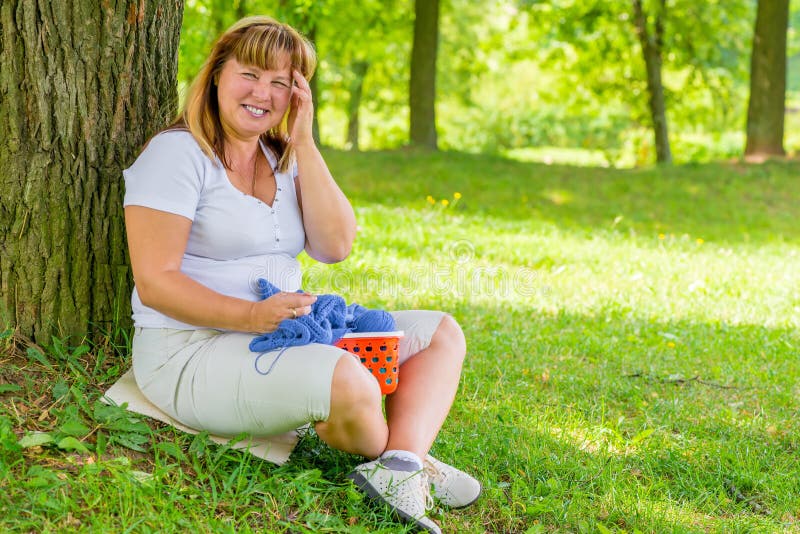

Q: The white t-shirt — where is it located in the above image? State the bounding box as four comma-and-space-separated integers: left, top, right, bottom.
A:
123, 130, 306, 329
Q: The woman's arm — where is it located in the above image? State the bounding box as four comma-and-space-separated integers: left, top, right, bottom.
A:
294, 144, 357, 263
288, 69, 356, 264
125, 205, 316, 332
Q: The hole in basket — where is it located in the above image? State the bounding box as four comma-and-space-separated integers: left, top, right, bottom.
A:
352, 346, 360, 353
392, 367, 397, 372
379, 367, 386, 374
386, 356, 393, 362
372, 357, 379, 363
366, 346, 373, 352
360, 358, 366, 363
379, 345, 387, 351
385, 378, 393, 384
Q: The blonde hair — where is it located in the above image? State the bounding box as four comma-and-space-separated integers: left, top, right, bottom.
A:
173, 16, 316, 172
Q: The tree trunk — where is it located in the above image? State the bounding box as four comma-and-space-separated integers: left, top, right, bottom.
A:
346, 60, 369, 151
0, 0, 183, 344
745, 0, 789, 159
236, 0, 247, 19
632, 0, 672, 164
307, 25, 322, 147
409, 0, 439, 149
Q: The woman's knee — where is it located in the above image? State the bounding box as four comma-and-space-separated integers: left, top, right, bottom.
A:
328, 354, 382, 415
432, 314, 467, 359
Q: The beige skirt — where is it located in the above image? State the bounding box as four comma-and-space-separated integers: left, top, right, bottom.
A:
131, 310, 446, 437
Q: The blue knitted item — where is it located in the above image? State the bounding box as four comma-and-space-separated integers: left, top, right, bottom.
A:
248, 279, 395, 375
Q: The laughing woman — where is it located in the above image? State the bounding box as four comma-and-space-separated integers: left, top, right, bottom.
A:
122, 16, 480, 533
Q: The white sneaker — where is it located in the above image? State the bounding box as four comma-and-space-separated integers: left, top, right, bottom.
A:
348, 458, 441, 533
424, 455, 482, 509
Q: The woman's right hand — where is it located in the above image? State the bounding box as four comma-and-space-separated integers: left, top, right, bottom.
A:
248, 291, 317, 333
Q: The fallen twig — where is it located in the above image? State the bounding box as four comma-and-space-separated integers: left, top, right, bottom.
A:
624, 372, 746, 390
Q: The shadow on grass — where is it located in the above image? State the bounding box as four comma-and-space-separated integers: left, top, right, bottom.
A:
324, 148, 800, 246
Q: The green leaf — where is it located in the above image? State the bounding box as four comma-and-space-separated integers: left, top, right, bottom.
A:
0, 383, 22, 394
56, 436, 91, 453
95, 431, 108, 457
155, 441, 186, 461
19, 432, 55, 448
71, 344, 91, 358
630, 428, 655, 446
26, 347, 51, 367
0, 328, 13, 340
52, 380, 69, 400
59, 418, 91, 438
114, 433, 149, 452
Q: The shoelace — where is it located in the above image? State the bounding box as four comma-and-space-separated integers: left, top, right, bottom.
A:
389, 469, 434, 512
424, 460, 449, 488
418, 472, 434, 511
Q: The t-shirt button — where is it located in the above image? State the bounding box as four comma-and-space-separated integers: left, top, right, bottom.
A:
271, 210, 275, 214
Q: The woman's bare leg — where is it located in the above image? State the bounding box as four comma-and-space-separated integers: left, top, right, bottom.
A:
383, 315, 466, 459
315, 354, 389, 458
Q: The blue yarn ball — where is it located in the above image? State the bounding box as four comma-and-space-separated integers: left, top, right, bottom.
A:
353, 310, 395, 333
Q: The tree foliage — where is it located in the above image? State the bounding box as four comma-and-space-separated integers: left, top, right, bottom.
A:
176, 0, 796, 163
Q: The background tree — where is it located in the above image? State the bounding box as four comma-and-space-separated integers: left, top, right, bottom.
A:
0, 1, 183, 343
516, 0, 754, 165
745, 0, 791, 159
632, 0, 671, 163
314, 0, 410, 150
409, 0, 440, 149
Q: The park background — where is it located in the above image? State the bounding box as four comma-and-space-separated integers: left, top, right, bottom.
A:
1, 0, 799, 532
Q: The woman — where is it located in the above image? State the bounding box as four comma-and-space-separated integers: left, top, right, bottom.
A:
123, 16, 479, 533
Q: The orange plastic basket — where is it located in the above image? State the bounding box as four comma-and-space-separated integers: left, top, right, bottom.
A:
334, 331, 404, 394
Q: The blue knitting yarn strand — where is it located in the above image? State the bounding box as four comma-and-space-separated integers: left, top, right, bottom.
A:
353, 310, 396, 333
254, 345, 291, 375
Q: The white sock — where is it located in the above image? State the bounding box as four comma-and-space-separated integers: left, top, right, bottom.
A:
380, 449, 423, 472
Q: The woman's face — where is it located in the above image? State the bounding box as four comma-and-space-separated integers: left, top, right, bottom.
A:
216, 56, 293, 141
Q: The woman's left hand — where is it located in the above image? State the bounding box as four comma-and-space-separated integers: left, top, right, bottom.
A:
287, 69, 314, 147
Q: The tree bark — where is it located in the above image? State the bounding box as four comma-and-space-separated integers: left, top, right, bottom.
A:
745, 0, 789, 158
0, 0, 183, 344
409, 0, 439, 149
632, 0, 672, 164
346, 60, 369, 151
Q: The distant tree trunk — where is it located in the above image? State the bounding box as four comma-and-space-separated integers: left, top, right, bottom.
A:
346, 60, 369, 151
409, 0, 439, 149
308, 25, 322, 146
745, 0, 790, 159
0, 1, 183, 344
211, 0, 227, 38
632, 0, 672, 164
236, 0, 247, 19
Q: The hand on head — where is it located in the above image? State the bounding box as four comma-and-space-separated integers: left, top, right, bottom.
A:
287, 69, 315, 147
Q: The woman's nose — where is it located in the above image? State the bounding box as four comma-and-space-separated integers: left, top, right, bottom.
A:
251, 81, 272, 100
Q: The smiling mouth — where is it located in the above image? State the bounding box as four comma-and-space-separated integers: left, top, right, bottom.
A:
243, 104, 267, 117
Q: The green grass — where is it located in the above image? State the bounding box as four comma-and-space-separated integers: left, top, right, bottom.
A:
2, 151, 800, 532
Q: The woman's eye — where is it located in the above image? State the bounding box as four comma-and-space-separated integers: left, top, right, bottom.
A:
242, 72, 257, 79
272, 81, 289, 89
